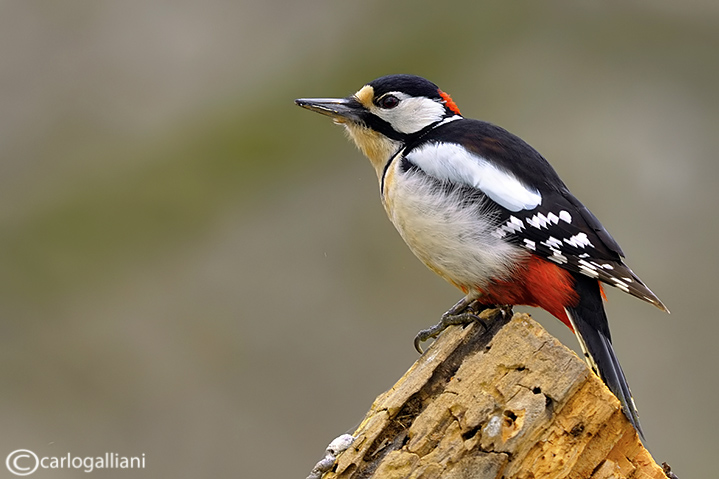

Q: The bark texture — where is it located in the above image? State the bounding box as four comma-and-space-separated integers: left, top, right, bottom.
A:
324, 310, 666, 479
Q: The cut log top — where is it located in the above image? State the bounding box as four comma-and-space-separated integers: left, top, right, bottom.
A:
323, 311, 668, 479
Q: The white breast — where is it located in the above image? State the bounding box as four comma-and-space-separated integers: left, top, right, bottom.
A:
382, 163, 527, 291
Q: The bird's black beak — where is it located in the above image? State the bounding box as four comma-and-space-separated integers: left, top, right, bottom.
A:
295, 97, 364, 123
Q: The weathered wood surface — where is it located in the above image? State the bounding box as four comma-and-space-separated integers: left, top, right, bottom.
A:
323, 310, 666, 479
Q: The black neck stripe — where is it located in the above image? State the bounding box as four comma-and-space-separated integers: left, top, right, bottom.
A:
378, 117, 451, 197
380, 147, 404, 198
362, 114, 405, 142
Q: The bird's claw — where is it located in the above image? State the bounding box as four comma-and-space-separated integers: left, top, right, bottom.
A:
414, 310, 488, 354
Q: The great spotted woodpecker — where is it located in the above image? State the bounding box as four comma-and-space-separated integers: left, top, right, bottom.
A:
296, 74, 667, 440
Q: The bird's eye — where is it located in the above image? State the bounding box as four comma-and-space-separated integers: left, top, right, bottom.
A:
378, 95, 400, 109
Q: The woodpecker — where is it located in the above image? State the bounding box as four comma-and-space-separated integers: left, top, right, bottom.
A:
295, 74, 667, 441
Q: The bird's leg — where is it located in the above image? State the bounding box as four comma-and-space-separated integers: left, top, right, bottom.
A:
414, 296, 493, 353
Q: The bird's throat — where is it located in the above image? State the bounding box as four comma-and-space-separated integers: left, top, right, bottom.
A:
342, 122, 401, 180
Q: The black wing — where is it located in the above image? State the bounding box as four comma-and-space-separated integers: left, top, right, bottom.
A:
414, 118, 667, 311
493, 188, 667, 311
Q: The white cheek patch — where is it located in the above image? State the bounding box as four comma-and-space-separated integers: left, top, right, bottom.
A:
371, 93, 447, 134
406, 142, 542, 212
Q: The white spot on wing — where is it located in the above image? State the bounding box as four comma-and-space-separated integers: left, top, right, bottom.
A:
578, 259, 597, 270
493, 216, 526, 238
542, 236, 562, 249
505, 216, 524, 233
564, 232, 594, 249
548, 249, 568, 264
559, 210, 572, 223
406, 143, 542, 212
579, 265, 599, 277
612, 278, 630, 292
527, 212, 550, 229
578, 259, 599, 278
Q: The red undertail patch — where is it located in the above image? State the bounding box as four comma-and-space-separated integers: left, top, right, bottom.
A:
476, 256, 579, 331
599, 281, 607, 302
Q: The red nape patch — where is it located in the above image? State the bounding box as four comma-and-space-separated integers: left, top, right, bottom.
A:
439, 90, 461, 115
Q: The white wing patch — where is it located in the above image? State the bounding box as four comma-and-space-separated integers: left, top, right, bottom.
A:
384, 166, 527, 290
406, 142, 542, 212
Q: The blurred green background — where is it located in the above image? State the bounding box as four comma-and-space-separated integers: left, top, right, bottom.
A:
1, 1, 717, 477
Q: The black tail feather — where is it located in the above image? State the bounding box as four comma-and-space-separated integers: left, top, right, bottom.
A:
565, 274, 645, 442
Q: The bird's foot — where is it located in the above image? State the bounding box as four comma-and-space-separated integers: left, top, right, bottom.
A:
414, 299, 494, 354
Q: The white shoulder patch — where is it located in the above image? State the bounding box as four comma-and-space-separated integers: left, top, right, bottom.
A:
406, 142, 542, 212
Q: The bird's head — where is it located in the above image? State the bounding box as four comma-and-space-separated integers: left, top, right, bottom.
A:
296, 74, 461, 174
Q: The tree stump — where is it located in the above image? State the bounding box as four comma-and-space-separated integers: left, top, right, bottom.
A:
323, 310, 667, 479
